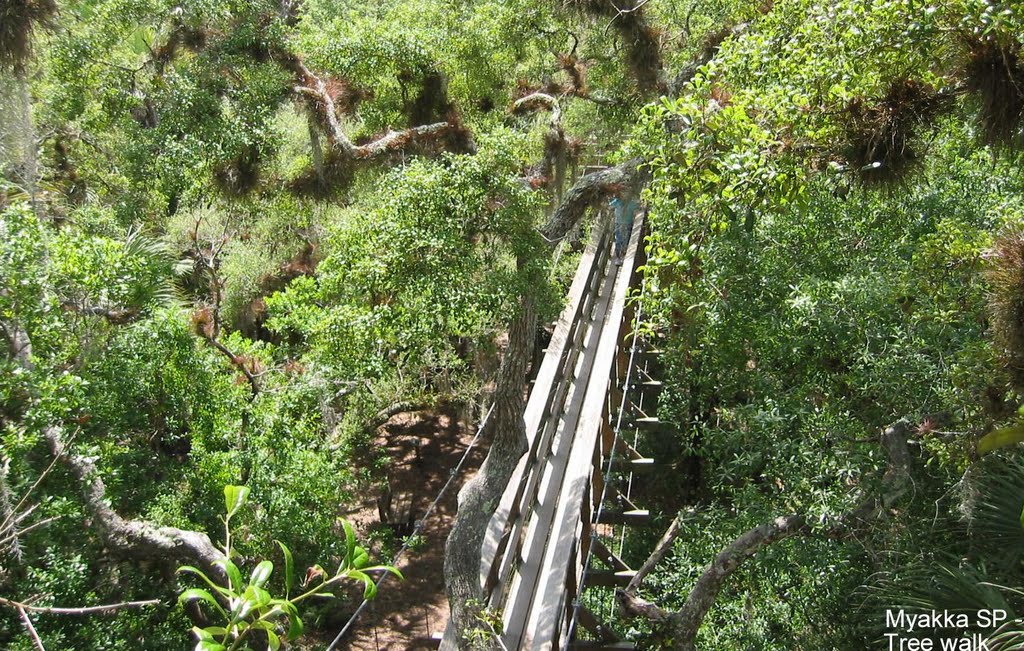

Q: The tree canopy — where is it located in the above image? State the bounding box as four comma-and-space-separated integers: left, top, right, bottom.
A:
3, 0, 1024, 649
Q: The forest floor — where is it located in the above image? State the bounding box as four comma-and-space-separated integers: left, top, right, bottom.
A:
327, 405, 487, 650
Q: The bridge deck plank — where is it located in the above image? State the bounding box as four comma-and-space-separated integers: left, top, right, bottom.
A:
522, 216, 644, 651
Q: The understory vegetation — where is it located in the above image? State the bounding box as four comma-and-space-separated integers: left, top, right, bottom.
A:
3, 0, 1024, 650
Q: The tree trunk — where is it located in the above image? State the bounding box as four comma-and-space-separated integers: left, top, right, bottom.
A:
0, 70, 38, 205
444, 294, 536, 650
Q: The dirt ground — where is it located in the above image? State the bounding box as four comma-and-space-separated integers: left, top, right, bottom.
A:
328, 405, 488, 650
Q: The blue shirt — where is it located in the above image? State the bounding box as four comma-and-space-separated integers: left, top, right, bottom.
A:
611, 197, 638, 225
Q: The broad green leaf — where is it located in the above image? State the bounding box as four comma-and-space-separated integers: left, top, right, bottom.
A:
267, 629, 281, 651
234, 598, 253, 621
353, 546, 369, 569
224, 485, 250, 519
192, 626, 214, 641
359, 572, 377, 600
179, 589, 227, 617
178, 566, 233, 598
343, 519, 356, 567
195, 641, 226, 651
286, 611, 304, 640
365, 564, 405, 581
276, 541, 295, 598
249, 560, 273, 588
214, 558, 243, 592
242, 585, 272, 608
977, 424, 1024, 455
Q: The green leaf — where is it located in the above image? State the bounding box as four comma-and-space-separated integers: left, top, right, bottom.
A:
195, 641, 226, 651
192, 626, 214, 642
352, 546, 369, 569
267, 629, 281, 651
276, 541, 295, 598
249, 560, 273, 588
213, 558, 243, 593
242, 585, 272, 608
357, 572, 377, 600
179, 589, 227, 617
343, 519, 356, 568
977, 423, 1024, 455
224, 485, 250, 519
287, 613, 304, 640
365, 564, 405, 581
178, 566, 233, 598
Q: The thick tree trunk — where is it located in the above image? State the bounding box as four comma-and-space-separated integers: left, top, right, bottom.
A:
444, 294, 536, 650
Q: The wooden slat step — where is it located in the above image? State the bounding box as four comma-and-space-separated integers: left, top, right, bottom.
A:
594, 509, 650, 525
584, 569, 637, 587
630, 416, 665, 430
604, 457, 655, 473
629, 457, 654, 470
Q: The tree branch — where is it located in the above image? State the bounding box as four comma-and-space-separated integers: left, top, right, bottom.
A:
293, 63, 470, 165
625, 509, 689, 594
43, 426, 227, 580
16, 606, 45, 651
206, 337, 259, 398
617, 420, 912, 650
540, 157, 645, 242
0, 596, 160, 615
353, 121, 457, 160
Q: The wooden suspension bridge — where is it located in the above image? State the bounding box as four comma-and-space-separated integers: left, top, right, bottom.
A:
437, 209, 663, 650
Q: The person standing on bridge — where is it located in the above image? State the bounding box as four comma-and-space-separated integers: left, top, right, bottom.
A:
610, 189, 639, 265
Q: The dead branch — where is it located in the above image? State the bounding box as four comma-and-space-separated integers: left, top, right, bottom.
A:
625, 509, 689, 593
206, 337, 260, 398
16, 606, 45, 651
0, 596, 160, 615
